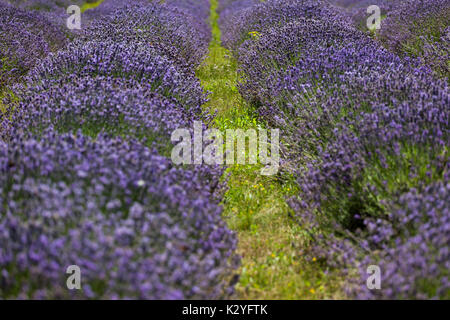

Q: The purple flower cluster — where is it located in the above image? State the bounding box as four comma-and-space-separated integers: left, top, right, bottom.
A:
328, 0, 399, 30
220, 0, 449, 299
80, 2, 211, 70
352, 182, 450, 299
5, 0, 84, 10
219, 0, 342, 51
329, 0, 449, 77
379, 0, 450, 78
0, 130, 236, 299
166, 0, 211, 23
0, 1, 66, 88
1, 0, 240, 299
21, 39, 206, 110
4, 0, 87, 29
2, 77, 196, 153
217, 0, 259, 34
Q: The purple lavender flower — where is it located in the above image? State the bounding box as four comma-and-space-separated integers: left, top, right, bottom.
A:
0, 129, 238, 299
0, 2, 66, 87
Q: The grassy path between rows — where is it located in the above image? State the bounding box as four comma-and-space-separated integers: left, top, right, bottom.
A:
196, 0, 345, 299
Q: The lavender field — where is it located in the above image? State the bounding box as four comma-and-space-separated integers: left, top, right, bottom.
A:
0, 0, 448, 300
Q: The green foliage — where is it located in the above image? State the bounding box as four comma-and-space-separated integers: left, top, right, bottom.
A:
320, 143, 447, 233
0, 88, 18, 115
81, 0, 104, 13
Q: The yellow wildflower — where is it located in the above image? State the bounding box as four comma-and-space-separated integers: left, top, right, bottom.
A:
248, 31, 261, 39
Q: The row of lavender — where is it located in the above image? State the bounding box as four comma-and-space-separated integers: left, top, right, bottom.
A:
219, 0, 449, 299
0, 0, 238, 299
0, 1, 67, 88
0, 0, 160, 90
330, 0, 449, 78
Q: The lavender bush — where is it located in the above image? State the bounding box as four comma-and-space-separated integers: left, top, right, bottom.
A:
219, 0, 342, 51
0, 2, 66, 88
4, 0, 86, 30
2, 77, 196, 154
80, 2, 211, 70
329, 0, 449, 78
166, 0, 211, 22
21, 40, 207, 111
379, 0, 450, 78
352, 182, 449, 299
220, 0, 449, 299
328, 0, 399, 30
1, 0, 240, 299
5, 0, 84, 11
0, 129, 237, 299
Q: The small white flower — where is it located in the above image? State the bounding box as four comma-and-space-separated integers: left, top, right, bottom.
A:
137, 179, 145, 187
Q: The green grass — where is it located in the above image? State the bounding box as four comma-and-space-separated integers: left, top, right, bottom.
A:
196, 0, 345, 299
81, 0, 104, 13
0, 88, 18, 115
